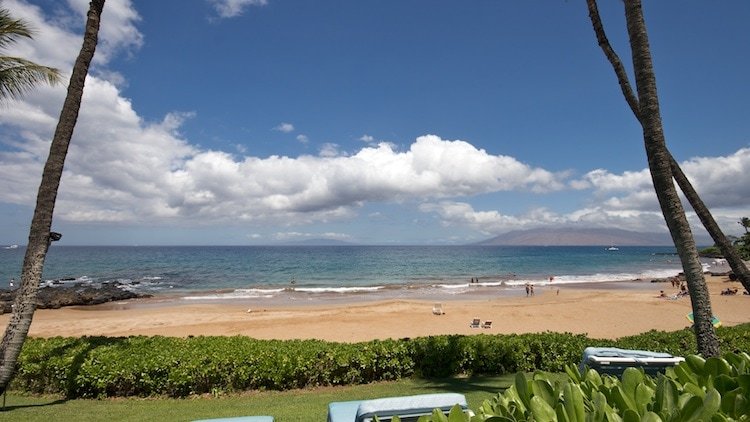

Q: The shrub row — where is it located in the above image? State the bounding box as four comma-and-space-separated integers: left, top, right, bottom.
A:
13, 323, 750, 398
15, 336, 413, 398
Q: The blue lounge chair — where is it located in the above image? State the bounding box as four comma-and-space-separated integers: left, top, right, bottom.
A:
192, 417, 274, 422
580, 347, 684, 377
328, 392, 469, 422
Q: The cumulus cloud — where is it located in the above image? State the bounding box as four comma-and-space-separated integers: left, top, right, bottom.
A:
208, 0, 267, 19
296, 134, 309, 143
420, 201, 671, 235
421, 148, 750, 237
272, 231, 352, 242
274, 122, 294, 133
2, 1, 749, 241
572, 148, 750, 213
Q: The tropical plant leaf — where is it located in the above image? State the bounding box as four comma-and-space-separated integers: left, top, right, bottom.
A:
705, 358, 732, 379
685, 355, 706, 375
514, 372, 531, 410
679, 396, 704, 422
622, 408, 640, 422
562, 382, 585, 422
621, 368, 644, 398
640, 411, 663, 422
530, 395, 558, 422
612, 385, 637, 413
531, 378, 557, 408
447, 404, 469, 422
565, 364, 581, 383
654, 375, 679, 418
673, 363, 699, 386
634, 382, 655, 413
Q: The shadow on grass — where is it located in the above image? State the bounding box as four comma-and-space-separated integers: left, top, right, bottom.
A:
0, 398, 67, 412
415, 375, 514, 396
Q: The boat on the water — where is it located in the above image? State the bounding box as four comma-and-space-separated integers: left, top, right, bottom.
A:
606, 246, 619, 251
3, 245, 18, 249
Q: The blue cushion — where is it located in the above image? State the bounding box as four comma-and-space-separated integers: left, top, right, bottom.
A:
327, 393, 468, 422
192, 417, 274, 422
327, 400, 363, 422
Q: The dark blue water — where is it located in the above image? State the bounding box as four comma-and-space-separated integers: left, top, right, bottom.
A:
0, 245, 692, 301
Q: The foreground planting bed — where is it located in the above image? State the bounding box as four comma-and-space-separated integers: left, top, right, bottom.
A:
12, 324, 750, 399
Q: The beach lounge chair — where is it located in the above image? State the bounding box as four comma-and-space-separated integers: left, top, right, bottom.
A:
481, 320, 492, 329
432, 303, 445, 315
469, 317, 480, 328
192, 417, 274, 422
580, 347, 684, 378
327, 392, 469, 422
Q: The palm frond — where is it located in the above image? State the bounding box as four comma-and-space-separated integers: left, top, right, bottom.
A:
0, 56, 61, 99
0, 8, 35, 50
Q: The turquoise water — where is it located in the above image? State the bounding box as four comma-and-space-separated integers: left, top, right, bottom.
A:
0, 245, 694, 302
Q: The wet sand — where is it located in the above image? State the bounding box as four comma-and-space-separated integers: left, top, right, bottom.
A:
3, 275, 747, 342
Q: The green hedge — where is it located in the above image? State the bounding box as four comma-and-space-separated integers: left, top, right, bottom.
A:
12, 323, 750, 398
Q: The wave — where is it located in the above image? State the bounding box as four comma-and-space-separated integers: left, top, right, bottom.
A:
502, 268, 681, 287
293, 286, 385, 293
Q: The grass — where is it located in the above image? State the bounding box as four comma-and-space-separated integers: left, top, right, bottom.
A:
0, 375, 513, 422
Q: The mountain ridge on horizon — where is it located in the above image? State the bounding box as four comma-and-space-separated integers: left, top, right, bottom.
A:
474, 227, 710, 246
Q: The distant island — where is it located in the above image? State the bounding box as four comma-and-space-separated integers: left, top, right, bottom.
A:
474, 227, 710, 247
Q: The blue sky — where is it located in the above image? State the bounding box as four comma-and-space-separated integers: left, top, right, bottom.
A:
1, 0, 749, 245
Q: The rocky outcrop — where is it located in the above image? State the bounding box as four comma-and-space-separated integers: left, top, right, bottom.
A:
0, 282, 150, 313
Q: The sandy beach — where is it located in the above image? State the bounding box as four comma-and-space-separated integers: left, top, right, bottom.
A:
3, 275, 748, 342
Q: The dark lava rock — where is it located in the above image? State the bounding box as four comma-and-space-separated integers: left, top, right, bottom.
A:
0, 283, 150, 313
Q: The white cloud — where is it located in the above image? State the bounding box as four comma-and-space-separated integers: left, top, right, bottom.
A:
296, 134, 309, 143
274, 122, 294, 133
3, 0, 142, 71
420, 147, 750, 237
68, 0, 143, 64
209, 0, 267, 19
571, 148, 750, 214
419, 201, 671, 235
272, 231, 352, 241
319, 143, 341, 158
2, 1, 749, 241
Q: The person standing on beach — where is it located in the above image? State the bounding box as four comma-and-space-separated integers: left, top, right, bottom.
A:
525, 283, 530, 296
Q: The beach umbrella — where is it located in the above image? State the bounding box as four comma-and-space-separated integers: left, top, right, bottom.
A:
686, 312, 722, 328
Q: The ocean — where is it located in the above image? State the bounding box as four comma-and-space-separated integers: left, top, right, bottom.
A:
0, 245, 709, 305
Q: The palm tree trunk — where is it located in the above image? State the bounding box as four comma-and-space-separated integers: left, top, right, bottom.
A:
586, 0, 749, 296
0, 0, 105, 394
623, 0, 719, 357
669, 155, 750, 293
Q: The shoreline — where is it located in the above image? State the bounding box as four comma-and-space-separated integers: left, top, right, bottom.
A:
3, 275, 747, 342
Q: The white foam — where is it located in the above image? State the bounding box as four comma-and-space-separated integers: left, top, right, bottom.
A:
294, 286, 385, 293
502, 268, 681, 287
182, 291, 276, 300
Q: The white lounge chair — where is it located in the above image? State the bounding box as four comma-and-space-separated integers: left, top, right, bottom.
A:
327, 393, 469, 422
580, 347, 684, 377
469, 317, 480, 328
481, 320, 492, 329
192, 417, 273, 422
432, 303, 445, 315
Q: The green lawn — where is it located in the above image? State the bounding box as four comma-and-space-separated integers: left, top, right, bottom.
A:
0, 375, 513, 422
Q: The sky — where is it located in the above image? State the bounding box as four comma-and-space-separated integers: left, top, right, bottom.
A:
0, 0, 749, 246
